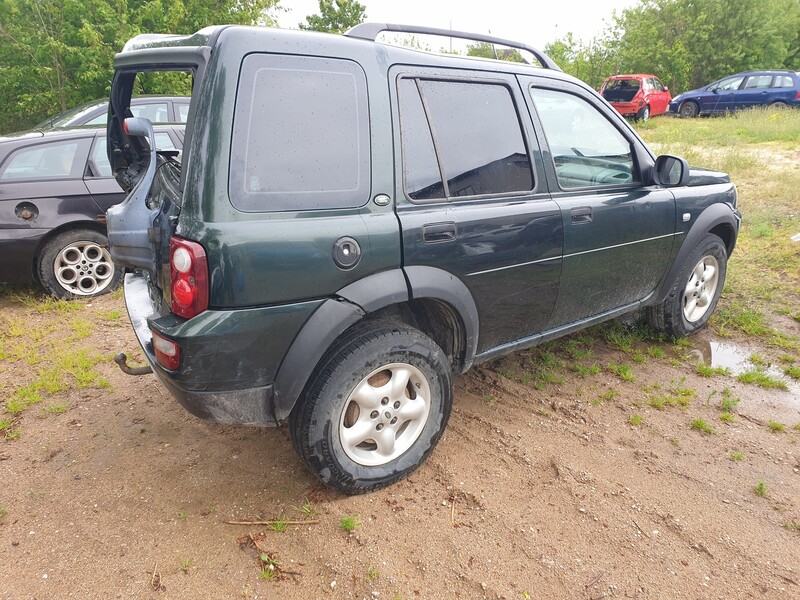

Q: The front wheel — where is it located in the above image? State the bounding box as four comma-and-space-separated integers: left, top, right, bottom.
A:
679, 101, 699, 118
37, 229, 122, 299
646, 234, 727, 338
290, 323, 453, 495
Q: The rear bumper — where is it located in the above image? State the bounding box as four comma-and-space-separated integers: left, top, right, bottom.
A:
609, 101, 642, 117
123, 273, 321, 425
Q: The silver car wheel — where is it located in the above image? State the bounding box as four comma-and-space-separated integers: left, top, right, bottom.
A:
54, 241, 115, 296
339, 362, 431, 466
683, 255, 719, 323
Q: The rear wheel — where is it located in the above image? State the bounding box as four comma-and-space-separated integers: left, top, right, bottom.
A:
679, 101, 699, 118
646, 234, 727, 338
637, 105, 650, 122
37, 229, 122, 299
769, 101, 789, 110
290, 322, 452, 495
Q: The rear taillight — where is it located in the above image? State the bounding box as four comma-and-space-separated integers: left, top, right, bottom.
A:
795, 91, 800, 99
152, 330, 181, 371
170, 237, 208, 319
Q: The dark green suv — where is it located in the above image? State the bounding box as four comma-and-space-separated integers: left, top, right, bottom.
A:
106, 24, 740, 494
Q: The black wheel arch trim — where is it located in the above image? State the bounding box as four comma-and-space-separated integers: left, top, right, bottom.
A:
652, 203, 739, 305
403, 265, 479, 370
272, 267, 480, 423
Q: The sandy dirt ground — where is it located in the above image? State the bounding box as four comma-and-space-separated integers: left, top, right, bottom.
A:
1, 291, 799, 600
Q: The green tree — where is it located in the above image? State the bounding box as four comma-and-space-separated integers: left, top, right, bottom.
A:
299, 0, 366, 34
0, 0, 280, 133
466, 42, 525, 63
544, 0, 800, 93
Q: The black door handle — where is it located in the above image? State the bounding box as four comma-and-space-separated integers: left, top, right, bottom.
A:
570, 207, 592, 224
423, 222, 457, 243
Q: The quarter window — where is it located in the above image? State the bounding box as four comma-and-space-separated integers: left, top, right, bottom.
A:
773, 76, 794, 88
0, 140, 81, 181
530, 87, 637, 189
398, 77, 533, 200
230, 54, 370, 212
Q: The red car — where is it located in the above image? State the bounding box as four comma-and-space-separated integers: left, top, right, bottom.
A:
600, 74, 672, 121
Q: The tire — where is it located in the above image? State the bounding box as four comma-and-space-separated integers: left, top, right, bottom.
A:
679, 101, 699, 118
646, 234, 727, 338
290, 322, 453, 495
637, 105, 650, 122
769, 101, 788, 110
37, 229, 122, 299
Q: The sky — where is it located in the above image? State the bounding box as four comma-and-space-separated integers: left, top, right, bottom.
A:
276, 0, 640, 47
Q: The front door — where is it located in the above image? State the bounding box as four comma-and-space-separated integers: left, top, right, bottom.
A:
391, 68, 563, 353
522, 81, 676, 327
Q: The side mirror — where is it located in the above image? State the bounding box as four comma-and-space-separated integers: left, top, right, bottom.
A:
664, 86, 669, 92
653, 155, 689, 187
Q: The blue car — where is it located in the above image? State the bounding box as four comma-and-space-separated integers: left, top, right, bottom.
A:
669, 70, 800, 117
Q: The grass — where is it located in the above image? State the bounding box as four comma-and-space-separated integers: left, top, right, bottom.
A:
640, 112, 800, 352
737, 369, 789, 390
753, 481, 768, 498
2, 291, 113, 420
719, 388, 740, 412
179, 557, 194, 573
606, 362, 635, 382
690, 418, 714, 435
41, 402, 68, 416
268, 516, 289, 533
292, 498, 316, 518
340, 515, 359, 532
729, 451, 744, 461
719, 412, 736, 424
628, 414, 643, 426
366, 565, 380, 581
571, 363, 601, 378
768, 421, 785, 433
784, 365, 800, 380
695, 363, 731, 377
0, 506, 7, 519
647, 346, 665, 359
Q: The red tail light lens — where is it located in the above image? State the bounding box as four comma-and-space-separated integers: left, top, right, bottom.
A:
170, 237, 208, 319
152, 330, 181, 371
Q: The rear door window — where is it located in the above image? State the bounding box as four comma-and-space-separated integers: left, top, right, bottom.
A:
398, 77, 533, 200
229, 54, 370, 212
772, 75, 794, 88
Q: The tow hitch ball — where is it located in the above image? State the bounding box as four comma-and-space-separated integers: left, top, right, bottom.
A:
114, 353, 153, 376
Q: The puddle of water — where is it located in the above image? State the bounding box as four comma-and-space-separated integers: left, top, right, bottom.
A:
687, 339, 800, 409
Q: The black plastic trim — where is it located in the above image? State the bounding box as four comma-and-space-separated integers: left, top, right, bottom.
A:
651, 203, 739, 305
404, 265, 479, 371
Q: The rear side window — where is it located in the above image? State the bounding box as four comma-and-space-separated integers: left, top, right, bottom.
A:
398, 77, 533, 201
744, 75, 772, 89
773, 75, 794, 88
0, 140, 82, 181
230, 54, 370, 212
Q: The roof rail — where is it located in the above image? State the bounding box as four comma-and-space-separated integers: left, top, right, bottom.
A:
345, 23, 561, 71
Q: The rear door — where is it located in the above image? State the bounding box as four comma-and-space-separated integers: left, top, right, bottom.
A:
85, 130, 181, 211
392, 68, 563, 352
737, 74, 773, 109
522, 79, 676, 327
